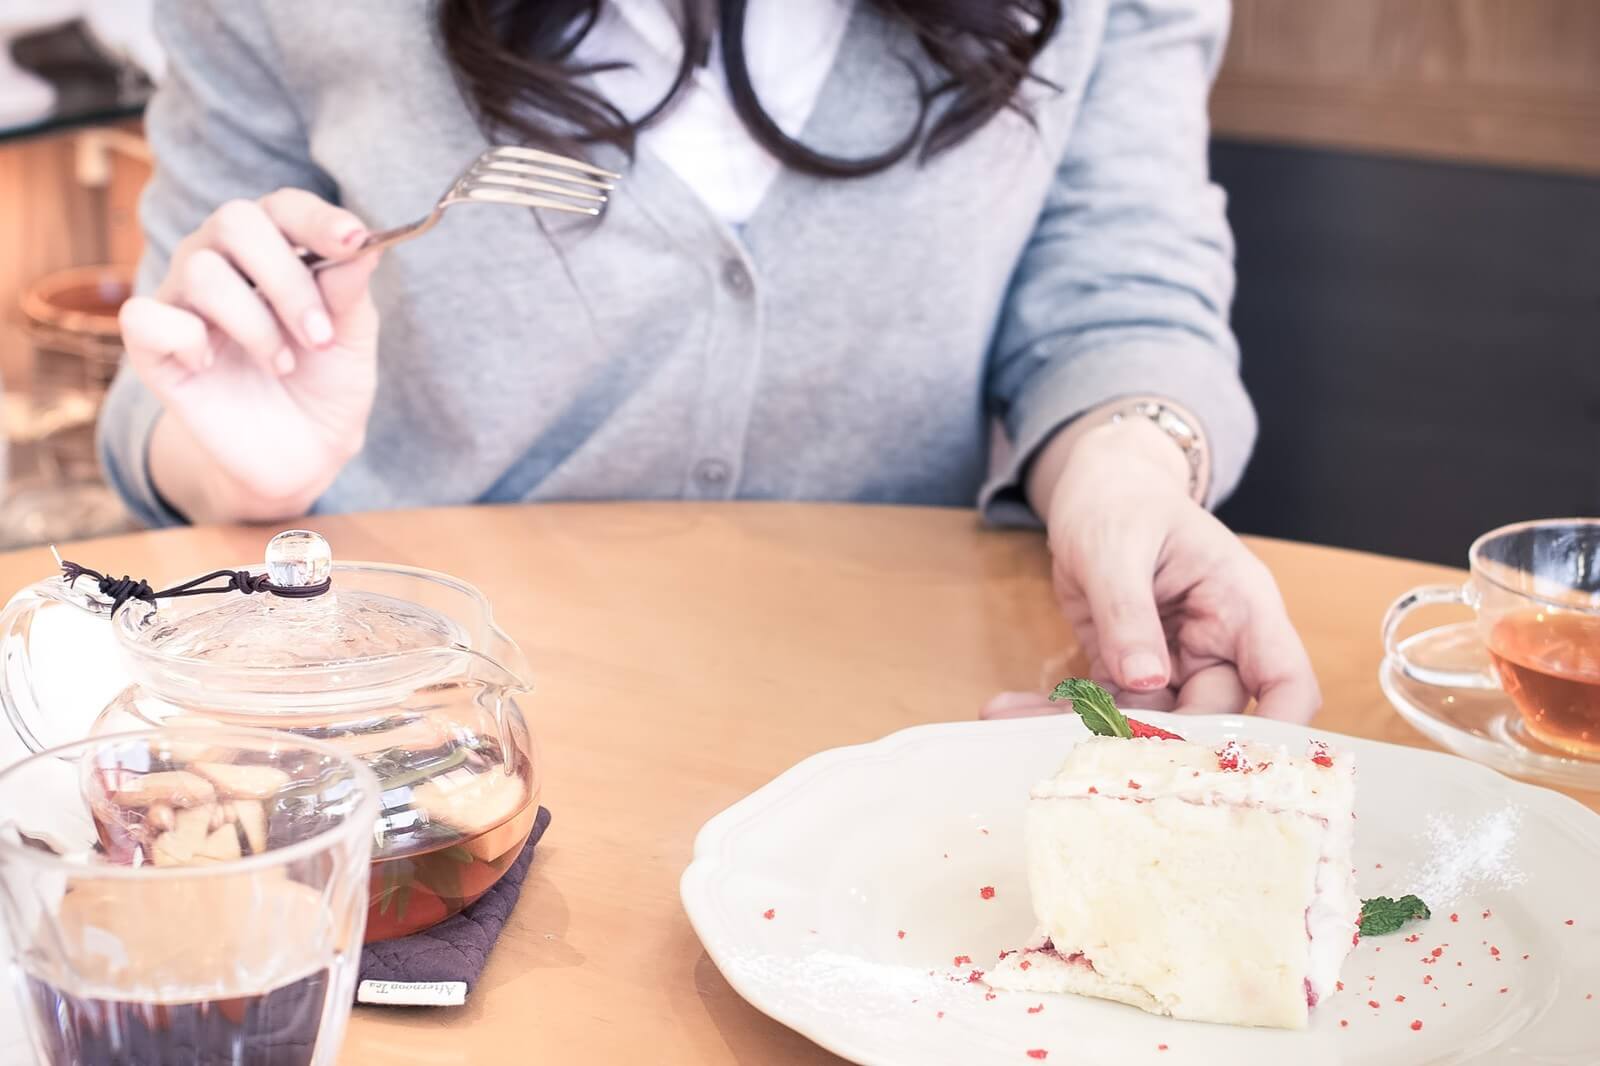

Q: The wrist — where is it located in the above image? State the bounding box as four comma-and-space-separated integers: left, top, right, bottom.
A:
1026, 402, 1195, 516
151, 414, 329, 524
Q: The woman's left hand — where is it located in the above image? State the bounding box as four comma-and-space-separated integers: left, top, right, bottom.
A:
983, 414, 1320, 723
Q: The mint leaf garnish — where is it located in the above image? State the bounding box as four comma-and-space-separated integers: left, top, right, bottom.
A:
1359, 894, 1431, 937
1049, 678, 1133, 739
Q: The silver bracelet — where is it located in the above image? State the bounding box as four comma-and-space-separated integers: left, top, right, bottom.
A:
1106, 401, 1210, 504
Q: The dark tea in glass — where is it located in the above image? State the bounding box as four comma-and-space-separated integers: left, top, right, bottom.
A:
0, 731, 378, 1066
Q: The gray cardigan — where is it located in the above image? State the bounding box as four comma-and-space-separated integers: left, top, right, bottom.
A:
99, 0, 1255, 527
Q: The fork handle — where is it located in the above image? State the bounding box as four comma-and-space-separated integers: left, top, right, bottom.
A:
298, 217, 436, 275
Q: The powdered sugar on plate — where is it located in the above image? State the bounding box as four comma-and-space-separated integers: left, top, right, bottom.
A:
1409, 807, 1527, 903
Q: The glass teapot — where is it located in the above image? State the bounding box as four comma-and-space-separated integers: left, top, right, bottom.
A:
0, 530, 539, 942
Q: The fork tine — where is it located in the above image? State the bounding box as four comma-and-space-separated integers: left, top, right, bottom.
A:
462, 171, 609, 204
457, 185, 602, 216
477, 158, 616, 191
484, 145, 621, 181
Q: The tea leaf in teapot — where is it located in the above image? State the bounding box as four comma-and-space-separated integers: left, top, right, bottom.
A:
373, 863, 413, 922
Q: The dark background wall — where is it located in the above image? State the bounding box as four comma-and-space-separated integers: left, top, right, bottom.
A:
1211, 141, 1600, 567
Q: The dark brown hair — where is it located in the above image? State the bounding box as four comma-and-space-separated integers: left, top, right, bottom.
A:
436, 0, 1062, 178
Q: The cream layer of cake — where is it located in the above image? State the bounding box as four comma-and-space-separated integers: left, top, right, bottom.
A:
987, 734, 1357, 1029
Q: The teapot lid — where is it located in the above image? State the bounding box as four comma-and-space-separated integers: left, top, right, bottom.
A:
115, 530, 467, 668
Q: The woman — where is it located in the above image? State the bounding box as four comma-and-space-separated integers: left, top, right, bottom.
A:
101, 0, 1319, 720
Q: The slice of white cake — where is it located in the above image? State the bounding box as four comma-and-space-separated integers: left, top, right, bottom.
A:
988, 730, 1357, 1029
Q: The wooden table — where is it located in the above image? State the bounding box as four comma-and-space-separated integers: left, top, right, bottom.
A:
5, 503, 1595, 1064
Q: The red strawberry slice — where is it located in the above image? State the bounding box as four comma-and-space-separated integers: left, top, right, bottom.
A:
1127, 718, 1184, 741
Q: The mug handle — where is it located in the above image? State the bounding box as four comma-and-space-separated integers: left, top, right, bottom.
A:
1381, 582, 1499, 689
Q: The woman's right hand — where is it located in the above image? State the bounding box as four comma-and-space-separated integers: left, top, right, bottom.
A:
119, 188, 384, 523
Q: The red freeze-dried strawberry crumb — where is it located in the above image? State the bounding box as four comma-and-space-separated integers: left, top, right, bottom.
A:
985, 992, 998, 1001
1019, 960, 1032, 971
1157, 1044, 1169, 1052
1432, 947, 1444, 958
1127, 779, 1142, 789
1339, 1020, 1349, 1028
936, 1011, 944, 1019
1027, 1004, 1044, 1014
1450, 913, 1459, 922
897, 930, 906, 940
1128, 719, 1184, 740
1405, 933, 1421, 943
980, 827, 990, 835
1499, 987, 1508, 994
981, 886, 996, 900
1567, 919, 1576, 926
1376, 863, 1383, 869
1522, 953, 1530, 960
999, 949, 1016, 960
1216, 740, 1250, 771
762, 909, 775, 920
1336, 981, 1344, 991
1489, 946, 1500, 957
1368, 1000, 1380, 1009
1395, 994, 1406, 1003
1026, 1052, 1048, 1061
1423, 976, 1433, 985
1086, 786, 1098, 794
1410, 1020, 1423, 1031
954, 955, 972, 967
1352, 931, 1360, 947
1482, 909, 1492, 919
967, 969, 985, 984
1309, 740, 1334, 767
1586, 993, 1594, 1001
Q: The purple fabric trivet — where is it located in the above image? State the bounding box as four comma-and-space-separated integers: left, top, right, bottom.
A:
356, 806, 551, 1005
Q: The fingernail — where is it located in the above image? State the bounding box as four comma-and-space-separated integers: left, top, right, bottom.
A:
274, 349, 296, 375
303, 309, 334, 347
1121, 652, 1165, 689
338, 226, 367, 248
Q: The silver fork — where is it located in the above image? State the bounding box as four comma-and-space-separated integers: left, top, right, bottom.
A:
300, 146, 620, 272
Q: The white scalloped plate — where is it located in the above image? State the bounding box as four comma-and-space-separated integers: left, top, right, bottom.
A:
681, 715, 1600, 1065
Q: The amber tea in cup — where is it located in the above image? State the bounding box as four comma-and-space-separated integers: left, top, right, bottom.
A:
0, 729, 379, 1066
1385, 519, 1600, 758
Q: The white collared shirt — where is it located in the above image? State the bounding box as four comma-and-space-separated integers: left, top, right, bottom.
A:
585, 0, 855, 225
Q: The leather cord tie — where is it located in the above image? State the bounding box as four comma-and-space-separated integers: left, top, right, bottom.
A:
58, 560, 332, 617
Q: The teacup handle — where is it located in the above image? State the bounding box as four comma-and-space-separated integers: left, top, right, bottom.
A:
1381, 582, 1498, 689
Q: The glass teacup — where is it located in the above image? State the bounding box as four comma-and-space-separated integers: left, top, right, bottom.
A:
0, 729, 380, 1066
1384, 518, 1600, 758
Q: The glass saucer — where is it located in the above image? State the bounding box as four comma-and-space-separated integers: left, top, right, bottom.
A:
1379, 621, 1600, 791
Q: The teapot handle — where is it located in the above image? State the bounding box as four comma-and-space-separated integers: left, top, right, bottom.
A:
0, 576, 113, 754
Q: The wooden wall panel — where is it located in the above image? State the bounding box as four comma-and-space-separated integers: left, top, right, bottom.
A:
1213, 0, 1600, 176
0, 136, 105, 389
0, 124, 148, 391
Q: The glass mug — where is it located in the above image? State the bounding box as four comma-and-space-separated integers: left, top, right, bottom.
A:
1383, 518, 1600, 758
0, 729, 380, 1066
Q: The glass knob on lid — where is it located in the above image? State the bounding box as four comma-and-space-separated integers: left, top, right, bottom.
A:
265, 530, 333, 590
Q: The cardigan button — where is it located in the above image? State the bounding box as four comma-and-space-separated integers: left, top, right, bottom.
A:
722, 259, 752, 297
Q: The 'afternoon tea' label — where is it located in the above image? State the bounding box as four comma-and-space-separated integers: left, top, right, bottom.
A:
357, 980, 467, 1007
